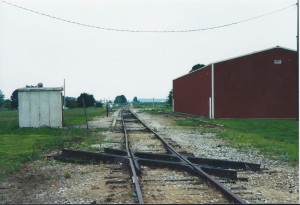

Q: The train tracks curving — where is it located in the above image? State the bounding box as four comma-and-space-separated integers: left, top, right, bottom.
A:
55, 107, 261, 204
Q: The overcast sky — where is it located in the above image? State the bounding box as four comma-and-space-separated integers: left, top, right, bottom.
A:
0, 0, 297, 101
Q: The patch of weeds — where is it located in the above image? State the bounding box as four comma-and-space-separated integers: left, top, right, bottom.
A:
48, 160, 64, 165
45, 175, 52, 180
64, 171, 72, 179
174, 119, 205, 127
68, 134, 105, 151
0, 193, 5, 201
80, 170, 89, 175
89, 143, 102, 152
95, 128, 109, 133
140, 107, 172, 115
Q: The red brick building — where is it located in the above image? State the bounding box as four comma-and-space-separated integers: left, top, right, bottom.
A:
173, 46, 297, 118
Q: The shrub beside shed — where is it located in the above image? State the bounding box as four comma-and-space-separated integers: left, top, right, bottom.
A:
18, 87, 63, 128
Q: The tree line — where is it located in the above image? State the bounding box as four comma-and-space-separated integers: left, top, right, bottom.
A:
0, 89, 132, 109
0, 64, 204, 110
0, 85, 183, 110
0, 90, 18, 109
0, 64, 201, 110
0, 90, 101, 109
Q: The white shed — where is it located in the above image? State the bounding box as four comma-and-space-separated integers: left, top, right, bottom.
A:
18, 87, 63, 128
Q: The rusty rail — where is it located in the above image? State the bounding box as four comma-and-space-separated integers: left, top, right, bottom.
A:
129, 109, 247, 204
121, 109, 144, 204
54, 108, 261, 204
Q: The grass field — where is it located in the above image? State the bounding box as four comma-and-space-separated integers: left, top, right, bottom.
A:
211, 119, 299, 163
136, 103, 172, 115
132, 102, 171, 109
0, 107, 106, 180
63, 107, 107, 126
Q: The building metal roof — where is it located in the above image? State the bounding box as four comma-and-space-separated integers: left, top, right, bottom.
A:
174, 46, 296, 81
18, 87, 63, 92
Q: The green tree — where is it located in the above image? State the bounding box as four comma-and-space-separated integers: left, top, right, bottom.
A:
3, 100, 12, 109
65, 97, 78, 108
95, 100, 103, 107
0, 90, 4, 107
189, 64, 206, 73
114, 95, 127, 104
167, 89, 173, 107
132, 97, 139, 103
11, 89, 18, 109
77, 93, 96, 108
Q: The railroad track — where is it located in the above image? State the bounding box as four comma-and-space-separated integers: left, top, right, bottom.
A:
55, 107, 261, 204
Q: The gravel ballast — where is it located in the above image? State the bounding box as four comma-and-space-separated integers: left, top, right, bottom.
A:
0, 109, 298, 204
134, 109, 299, 204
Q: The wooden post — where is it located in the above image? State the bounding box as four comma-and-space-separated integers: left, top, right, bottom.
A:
82, 98, 88, 129
297, 0, 299, 120
106, 101, 109, 117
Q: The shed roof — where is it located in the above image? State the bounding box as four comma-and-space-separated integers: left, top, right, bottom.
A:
174, 46, 296, 81
18, 87, 63, 92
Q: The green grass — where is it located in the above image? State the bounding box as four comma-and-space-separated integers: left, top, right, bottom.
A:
0, 108, 106, 180
133, 102, 170, 109
174, 117, 298, 163
175, 119, 205, 127
64, 133, 107, 151
63, 107, 106, 126
138, 106, 172, 115
211, 119, 299, 163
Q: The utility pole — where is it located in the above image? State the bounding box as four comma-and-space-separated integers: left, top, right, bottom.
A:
297, 0, 299, 120
153, 97, 154, 108
82, 98, 88, 129
297, 0, 299, 56
62, 79, 66, 126
63, 79, 66, 109
106, 100, 109, 117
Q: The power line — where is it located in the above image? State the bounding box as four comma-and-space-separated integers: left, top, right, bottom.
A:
0, 0, 296, 33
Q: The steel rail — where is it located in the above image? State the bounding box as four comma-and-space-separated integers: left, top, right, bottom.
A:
129, 109, 247, 204
121, 109, 144, 204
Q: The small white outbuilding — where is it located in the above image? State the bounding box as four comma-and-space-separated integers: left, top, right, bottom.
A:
18, 87, 63, 128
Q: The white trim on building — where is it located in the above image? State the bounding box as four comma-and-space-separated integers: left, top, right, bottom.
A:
211, 64, 215, 119
173, 46, 295, 81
